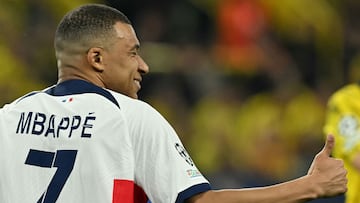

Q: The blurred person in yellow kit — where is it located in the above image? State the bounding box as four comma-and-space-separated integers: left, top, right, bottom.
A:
324, 57, 360, 203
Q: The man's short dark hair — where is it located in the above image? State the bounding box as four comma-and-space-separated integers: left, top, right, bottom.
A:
54, 4, 131, 54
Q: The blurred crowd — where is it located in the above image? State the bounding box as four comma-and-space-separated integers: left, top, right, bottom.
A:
2, 0, 360, 202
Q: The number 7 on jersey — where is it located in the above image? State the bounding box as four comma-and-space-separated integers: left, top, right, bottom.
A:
25, 149, 78, 203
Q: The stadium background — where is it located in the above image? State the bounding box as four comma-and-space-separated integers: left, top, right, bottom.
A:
1, 0, 360, 202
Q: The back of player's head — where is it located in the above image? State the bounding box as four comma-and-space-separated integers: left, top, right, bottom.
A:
54, 4, 131, 56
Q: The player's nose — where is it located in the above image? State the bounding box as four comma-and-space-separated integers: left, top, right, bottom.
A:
138, 56, 149, 74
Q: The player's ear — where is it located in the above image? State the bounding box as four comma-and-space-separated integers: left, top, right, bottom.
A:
87, 47, 105, 72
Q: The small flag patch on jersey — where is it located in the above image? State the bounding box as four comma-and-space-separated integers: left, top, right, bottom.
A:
62, 97, 74, 103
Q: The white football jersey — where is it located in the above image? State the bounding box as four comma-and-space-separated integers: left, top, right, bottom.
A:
0, 80, 210, 203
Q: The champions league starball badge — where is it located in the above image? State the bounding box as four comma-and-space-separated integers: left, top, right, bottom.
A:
175, 143, 194, 166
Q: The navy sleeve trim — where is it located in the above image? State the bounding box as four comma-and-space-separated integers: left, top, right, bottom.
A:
175, 183, 211, 203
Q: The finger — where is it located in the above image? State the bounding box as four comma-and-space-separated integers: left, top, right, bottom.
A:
321, 134, 335, 157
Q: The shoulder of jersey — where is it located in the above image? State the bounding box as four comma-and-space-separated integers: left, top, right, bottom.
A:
330, 83, 360, 102
107, 89, 156, 112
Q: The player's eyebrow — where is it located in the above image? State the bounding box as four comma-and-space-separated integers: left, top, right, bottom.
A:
130, 44, 140, 51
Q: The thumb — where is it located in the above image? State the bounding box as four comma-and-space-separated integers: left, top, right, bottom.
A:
321, 134, 335, 157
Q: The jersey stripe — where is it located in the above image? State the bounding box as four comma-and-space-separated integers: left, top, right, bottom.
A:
113, 179, 148, 203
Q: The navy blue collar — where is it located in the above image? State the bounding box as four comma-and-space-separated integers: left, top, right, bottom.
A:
45, 80, 120, 108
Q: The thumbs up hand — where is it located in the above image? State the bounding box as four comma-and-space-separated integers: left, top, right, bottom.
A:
307, 135, 347, 197
321, 134, 336, 157
308, 135, 335, 175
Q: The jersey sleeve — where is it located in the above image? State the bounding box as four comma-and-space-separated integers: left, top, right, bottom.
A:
126, 101, 211, 203
323, 84, 360, 161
